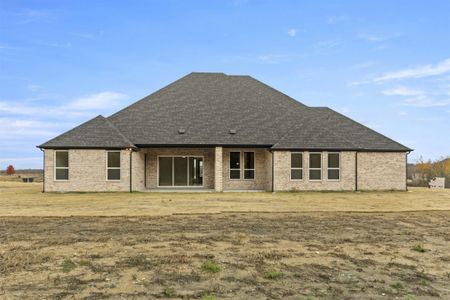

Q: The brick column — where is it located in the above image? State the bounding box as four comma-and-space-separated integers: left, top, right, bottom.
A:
214, 146, 223, 192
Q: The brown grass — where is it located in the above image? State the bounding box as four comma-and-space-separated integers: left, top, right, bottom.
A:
1, 212, 449, 299
1, 183, 450, 298
0, 181, 449, 217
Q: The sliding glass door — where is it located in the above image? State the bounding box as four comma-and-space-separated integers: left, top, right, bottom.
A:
158, 156, 203, 187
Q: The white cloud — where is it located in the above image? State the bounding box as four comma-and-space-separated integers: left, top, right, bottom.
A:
68, 91, 129, 110
402, 95, 449, 107
257, 53, 302, 64
317, 40, 341, 48
381, 86, 450, 107
416, 117, 442, 122
382, 86, 422, 96
15, 8, 59, 24
399, 111, 407, 116
287, 28, 297, 37
357, 33, 400, 43
0, 101, 89, 117
351, 61, 377, 70
0, 118, 68, 139
0, 90, 129, 169
374, 58, 450, 82
27, 84, 43, 92
0, 91, 129, 117
327, 16, 348, 24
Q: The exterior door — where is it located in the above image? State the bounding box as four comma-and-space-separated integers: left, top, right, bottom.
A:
158, 156, 203, 187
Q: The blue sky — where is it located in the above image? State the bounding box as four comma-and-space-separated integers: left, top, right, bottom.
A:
1, 0, 450, 169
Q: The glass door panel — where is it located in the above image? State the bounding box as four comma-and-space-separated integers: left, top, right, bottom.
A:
189, 157, 203, 186
174, 157, 188, 186
159, 157, 173, 186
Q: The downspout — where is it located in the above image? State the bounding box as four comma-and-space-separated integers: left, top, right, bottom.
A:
271, 150, 275, 192
129, 150, 133, 193
406, 151, 410, 191
40, 148, 45, 193
355, 151, 358, 191
144, 153, 147, 189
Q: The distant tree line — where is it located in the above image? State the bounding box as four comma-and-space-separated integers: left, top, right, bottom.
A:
408, 156, 450, 187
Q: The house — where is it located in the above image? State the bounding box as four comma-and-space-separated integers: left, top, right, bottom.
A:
38, 72, 411, 192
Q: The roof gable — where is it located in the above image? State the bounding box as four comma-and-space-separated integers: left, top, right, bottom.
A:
39, 115, 135, 149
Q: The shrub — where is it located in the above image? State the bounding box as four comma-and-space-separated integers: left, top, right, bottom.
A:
78, 259, 91, 266
411, 244, 426, 253
61, 259, 77, 273
201, 261, 221, 273
264, 271, 283, 280
390, 282, 403, 289
163, 287, 176, 297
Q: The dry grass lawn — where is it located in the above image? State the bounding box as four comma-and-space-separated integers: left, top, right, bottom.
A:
0, 181, 449, 216
1, 182, 449, 299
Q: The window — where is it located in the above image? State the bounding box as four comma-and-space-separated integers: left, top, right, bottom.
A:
290, 152, 303, 180
327, 153, 340, 180
309, 153, 322, 180
107, 151, 121, 180
55, 151, 69, 180
244, 152, 255, 179
229, 152, 241, 179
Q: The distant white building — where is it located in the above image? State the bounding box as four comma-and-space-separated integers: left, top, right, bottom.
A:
429, 177, 445, 189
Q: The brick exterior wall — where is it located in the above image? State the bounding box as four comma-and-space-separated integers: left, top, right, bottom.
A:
273, 151, 357, 191
43, 148, 407, 192
357, 152, 407, 190
273, 151, 406, 191
222, 148, 272, 191
44, 149, 131, 192
131, 151, 146, 191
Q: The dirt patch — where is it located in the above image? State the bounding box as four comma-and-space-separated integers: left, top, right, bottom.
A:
0, 212, 449, 299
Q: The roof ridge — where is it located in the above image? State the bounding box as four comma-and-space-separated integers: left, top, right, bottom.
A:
272, 110, 358, 149
318, 107, 412, 151
308, 108, 360, 148
104, 118, 136, 148
38, 115, 104, 148
244, 76, 309, 109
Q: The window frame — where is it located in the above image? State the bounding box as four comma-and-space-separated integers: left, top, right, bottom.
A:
308, 152, 322, 181
327, 152, 341, 181
229, 151, 241, 180
54, 150, 69, 181
106, 151, 121, 181
243, 151, 255, 180
290, 152, 304, 181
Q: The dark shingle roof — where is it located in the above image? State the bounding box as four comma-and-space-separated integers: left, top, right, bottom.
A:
39, 115, 136, 149
272, 107, 411, 151
39, 72, 411, 152
107, 72, 310, 146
